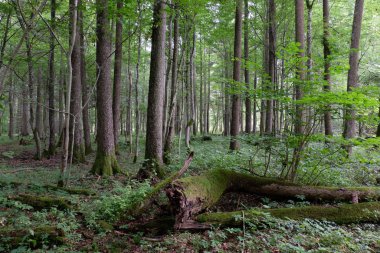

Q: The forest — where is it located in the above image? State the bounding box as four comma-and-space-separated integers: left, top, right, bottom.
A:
0, 0, 379, 252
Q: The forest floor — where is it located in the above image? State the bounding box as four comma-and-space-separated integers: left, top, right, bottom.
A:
0, 135, 380, 252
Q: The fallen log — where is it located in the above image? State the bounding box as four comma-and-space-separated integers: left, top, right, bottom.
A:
0, 179, 95, 195
166, 169, 380, 228
196, 202, 380, 226
0, 226, 65, 249
8, 194, 73, 210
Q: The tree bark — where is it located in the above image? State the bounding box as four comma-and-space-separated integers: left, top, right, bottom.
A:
91, 0, 121, 176
164, 8, 179, 164
343, 0, 364, 155
322, 0, 333, 136
69, 0, 85, 163
112, 0, 123, 152
139, 0, 167, 178
244, 0, 251, 134
8, 75, 14, 139
79, 6, 92, 155
265, 0, 276, 135
47, 0, 56, 156
230, 0, 243, 151
133, 1, 142, 163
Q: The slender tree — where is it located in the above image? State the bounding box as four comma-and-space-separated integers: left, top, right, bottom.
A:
69, 0, 85, 163
244, 0, 251, 134
164, 6, 178, 164
91, 0, 121, 175
230, 0, 243, 150
343, 0, 364, 155
79, 6, 92, 154
265, 0, 276, 135
112, 0, 123, 152
322, 0, 333, 136
47, 0, 56, 156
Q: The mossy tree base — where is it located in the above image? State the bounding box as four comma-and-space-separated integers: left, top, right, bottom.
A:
196, 202, 380, 226
167, 169, 380, 228
91, 151, 121, 176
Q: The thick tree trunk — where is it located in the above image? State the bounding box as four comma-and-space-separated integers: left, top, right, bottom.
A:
167, 168, 380, 229
80, 7, 92, 154
112, 0, 123, 152
69, 0, 85, 163
47, 0, 56, 156
323, 0, 333, 136
91, 0, 120, 176
230, 0, 243, 151
343, 0, 364, 155
244, 0, 251, 134
139, 0, 167, 178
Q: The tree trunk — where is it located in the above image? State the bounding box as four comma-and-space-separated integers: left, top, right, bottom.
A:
36, 69, 44, 144
244, 0, 251, 134
21, 84, 29, 136
343, 0, 364, 155
47, 0, 56, 156
139, 0, 167, 178
230, 0, 243, 151
112, 0, 123, 152
133, 1, 142, 163
167, 168, 380, 229
323, 0, 333, 136
8, 75, 14, 139
265, 0, 276, 135
80, 6, 92, 155
69, 0, 85, 163
164, 8, 179, 164
197, 202, 380, 227
91, 0, 120, 176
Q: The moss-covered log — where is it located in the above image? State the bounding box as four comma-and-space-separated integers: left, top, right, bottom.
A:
0, 180, 94, 195
9, 194, 73, 210
0, 226, 65, 249
166, 169, 380, 228
196, 202, 380, 226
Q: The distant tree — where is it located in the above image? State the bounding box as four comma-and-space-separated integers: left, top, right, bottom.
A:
112, 0, 123, 153
47, 0, 56, 156
230, 0, 243, 151
322, 0, 333, 136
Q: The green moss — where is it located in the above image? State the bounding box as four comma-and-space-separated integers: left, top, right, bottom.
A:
91, 151, 121, 176
11, 194, 73, 210
197, 202, 380, 225
44, 184, 96, 196
175, 169, 231, 208
0, 226, 65, 249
